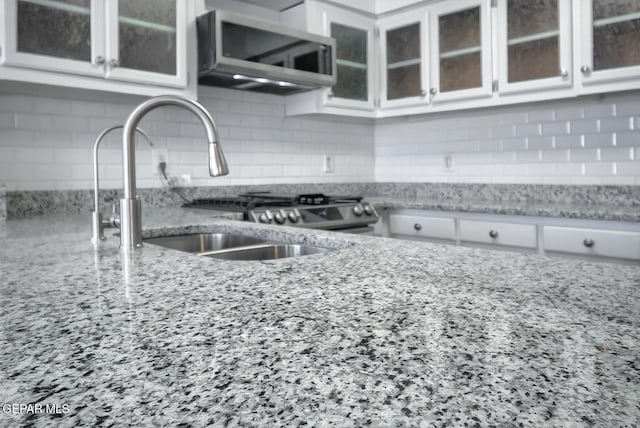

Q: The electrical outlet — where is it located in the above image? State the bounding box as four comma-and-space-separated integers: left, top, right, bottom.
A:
323, 154, 335, 173
444, 154, 454, 172
151, 148, 169, 175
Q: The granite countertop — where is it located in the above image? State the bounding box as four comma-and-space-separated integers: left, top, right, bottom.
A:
1, 208, 639, 426
367, 196, 640, 222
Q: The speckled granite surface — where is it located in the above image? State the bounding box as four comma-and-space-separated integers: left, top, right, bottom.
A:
6, 183, 638, 221
1, 209, 639, 426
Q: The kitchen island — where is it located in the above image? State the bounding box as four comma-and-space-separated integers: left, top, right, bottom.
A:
1, 209, 639, 426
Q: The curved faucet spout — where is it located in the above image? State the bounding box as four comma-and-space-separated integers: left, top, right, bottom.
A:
120, 95, 229, 252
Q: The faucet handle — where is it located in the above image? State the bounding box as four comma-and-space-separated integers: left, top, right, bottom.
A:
108, 204, 121, 228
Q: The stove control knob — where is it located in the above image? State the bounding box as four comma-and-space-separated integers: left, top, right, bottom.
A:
259, 213, 271, 224
287, 211, 299, 223
273, 212, 285, 224
363, 204, 374, 216
352, 205, 363, 216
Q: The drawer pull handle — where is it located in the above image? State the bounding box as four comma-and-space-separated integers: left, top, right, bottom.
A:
489, 230, 499, 239
583, 238, 595, 248
414, 223, 422, 231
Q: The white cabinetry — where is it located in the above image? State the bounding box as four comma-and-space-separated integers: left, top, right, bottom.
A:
389, 213, 455, 241
578, 0, 640, 92
285, 1, 376, 117
543, 226, 640, 261
0, 0, 192, 97
428, 0, 493, 104
378, 8, 429, 109
496, 0, 573, 94
381, 208, 640, 264
459, 219, 537, 249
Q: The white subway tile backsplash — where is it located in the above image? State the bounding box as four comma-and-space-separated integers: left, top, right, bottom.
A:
541, 121, 569, 135
584, 103, 615, 118
584, 133, 613, 148
600, 117, 633, 132
601, 147, 633, 161
527, 136, 554, 150
2, 87, 639, 190
584, 162, 615, 176
516, 123, 541, 137
0, 113, 15, 128
555, 135, 582, 149
615, 131, 639, 147
569, 148, 599, 162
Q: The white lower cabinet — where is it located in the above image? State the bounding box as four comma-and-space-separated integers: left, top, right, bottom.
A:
459, 220, 537, 249
389, 214, 455, 241
382, 208, 640, 264
543, 226, 640, 261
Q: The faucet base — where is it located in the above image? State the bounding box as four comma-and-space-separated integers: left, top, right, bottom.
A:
120, 197, 143, 252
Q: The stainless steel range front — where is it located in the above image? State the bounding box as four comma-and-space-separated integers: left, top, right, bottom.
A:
183, 192, 379, 234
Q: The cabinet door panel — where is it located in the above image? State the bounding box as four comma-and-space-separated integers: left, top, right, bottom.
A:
544, 226, 640, 261
17, 0, 91, 61
429, 0, 492, 103
460, 220, 537, 249
498, 0, 571, 94
105, 0, 186, 87
331, 22, 370, 103
389, 214, 456, 241
3, 0, 105, 76
117, 0, 177, 75
581, 0, 640, 85
379, 9, 428, 109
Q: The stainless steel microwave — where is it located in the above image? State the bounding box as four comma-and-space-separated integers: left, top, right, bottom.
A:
197, 10, 336, 95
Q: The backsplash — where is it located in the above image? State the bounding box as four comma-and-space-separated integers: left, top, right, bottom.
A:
0, 86, 375, 191
376, 91, 640, 185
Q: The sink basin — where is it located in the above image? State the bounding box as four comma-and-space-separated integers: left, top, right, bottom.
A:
144, 233, 334, 261
202, 244, 330, 261
144, 233, 267, 253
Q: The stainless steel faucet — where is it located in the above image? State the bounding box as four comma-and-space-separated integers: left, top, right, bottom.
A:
119, 95, 229, 252
92, 125, 154, 245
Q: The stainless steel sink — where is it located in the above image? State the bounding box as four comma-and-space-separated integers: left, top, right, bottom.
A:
145, 233, 266, 253
144, 233, 333, 261
202, 244, 330, 261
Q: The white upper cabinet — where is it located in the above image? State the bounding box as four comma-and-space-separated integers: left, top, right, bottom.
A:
1, 0, 189, 94
496, 0, 573, 94
378, 9, 429, 109
428, 0, 493, 103
578, 0, 640, 87
285, 1, 376, 116
318, 2, 375, 111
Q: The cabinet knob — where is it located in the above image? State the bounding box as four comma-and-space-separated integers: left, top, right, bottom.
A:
489, 230, 499, 239
583, 238, 595, 248
430, 88, 437, 95
109, 59, 120, 68
580, 66, 591, 74
560, 68, 569, 77
327, 91, 333, 99
420, 89, 427, 97
94, 56, 105, 65
414, 223, 422, 231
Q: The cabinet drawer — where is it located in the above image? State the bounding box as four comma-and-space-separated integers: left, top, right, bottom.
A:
543, 226, 640, 261
389, 214, 455, 241
460, 220, 537, 249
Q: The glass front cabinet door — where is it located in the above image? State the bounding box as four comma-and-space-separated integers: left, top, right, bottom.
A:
580, 0, 640, 86
105, 0, 186, 87
1, 0, 186, 88
319, 6, 375, 110
378, 9, 428, 109
429, 0, 493, 103
497, 0, 572, 94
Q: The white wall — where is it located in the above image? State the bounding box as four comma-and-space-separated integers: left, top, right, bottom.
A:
1, 86, 639, 191
375, 91, 640, 185
0, 86, 375, 191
